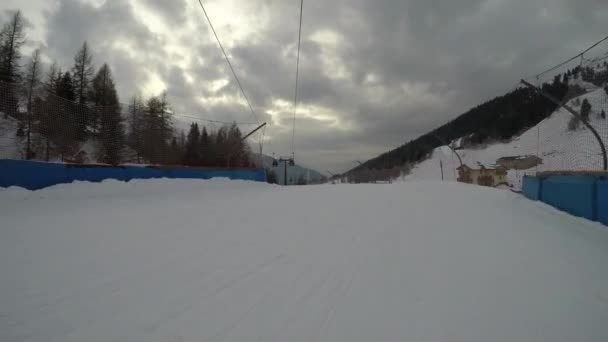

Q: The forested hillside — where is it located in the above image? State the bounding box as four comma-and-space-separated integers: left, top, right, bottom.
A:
351, 65, 608, 173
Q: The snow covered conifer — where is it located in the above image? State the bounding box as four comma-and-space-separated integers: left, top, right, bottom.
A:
92, 64, 124, 165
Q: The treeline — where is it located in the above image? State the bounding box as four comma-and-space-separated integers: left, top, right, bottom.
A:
0, 10, 253, 167
351, 70, 596, 173
172, 122, 252, 168
574, 62, 608, 87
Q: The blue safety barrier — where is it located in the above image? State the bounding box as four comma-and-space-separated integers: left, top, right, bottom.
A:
66, 165, 130, 183
522, 176, 542, 200
124, 166, 168, 180
541, 175, 597, 221
523, 174, 607, 224
0, 159, 68, 190
169, 168, 210, 179
0, 159, 266, 190
596, 179, 608, 225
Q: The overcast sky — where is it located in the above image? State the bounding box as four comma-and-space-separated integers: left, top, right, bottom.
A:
2, 0, 607, 172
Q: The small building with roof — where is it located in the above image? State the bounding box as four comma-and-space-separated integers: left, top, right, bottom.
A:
457, 164, 508, 187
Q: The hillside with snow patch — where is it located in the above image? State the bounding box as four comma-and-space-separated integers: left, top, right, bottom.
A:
406, 87, 608, 188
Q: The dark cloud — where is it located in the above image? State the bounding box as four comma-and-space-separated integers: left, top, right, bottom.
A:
5, 0, 607, 171
42, 0, 162, 98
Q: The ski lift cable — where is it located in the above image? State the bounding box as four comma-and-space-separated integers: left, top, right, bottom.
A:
525, 34, 608, 81
195, 0, 260, 125
173, 113, 257, 126
290, 0, 304, 158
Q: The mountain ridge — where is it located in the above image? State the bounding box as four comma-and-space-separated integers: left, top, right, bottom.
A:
346, 63, 608, 177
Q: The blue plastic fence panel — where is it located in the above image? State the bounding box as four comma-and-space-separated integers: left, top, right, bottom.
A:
169, 168, 210, 179
168, 168, 266, 182
0, 159, 69, 190
65, 165, 129, 183
596, 179, 608, 225
203, 170, 228, 179
235, 169, 266, 182
522, 176, 542, 200
203, 169, 267, 182
541, 175, 597, 221
124, 166, 168, 180
0, 160, 267, 190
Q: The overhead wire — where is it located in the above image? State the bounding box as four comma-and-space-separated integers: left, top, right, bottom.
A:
527, 34, 608, 80
172, 113, 257, 126
290, 0, 304, 157
195, 0, 260, 125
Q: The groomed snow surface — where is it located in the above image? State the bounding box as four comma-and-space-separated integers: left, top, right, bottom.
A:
1, 179, 608, 342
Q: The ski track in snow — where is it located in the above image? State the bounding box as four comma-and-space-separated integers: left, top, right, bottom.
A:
1, 179, 608, 342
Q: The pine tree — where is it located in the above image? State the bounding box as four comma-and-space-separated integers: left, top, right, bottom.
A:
166, 130, 186, 165
45, 62, 61, 94
141, 94, 173, 164
580, 98, 591, 122
158, 93, 172, 146
141, 97, 159, 163
22, 49, 42, 159
91, 64, 123, 164
183, 122, 200, 165
0, 10, 25, 83
214, 126, 228, 167
601, 110, 606, 120
56, 72, 75, 102
72, 41, 94, 135
0, 10, 25, 118
38, 63, 62, 160
199, 126, 210, 166
127, 95, 145, 162
72, 42, 94, 104
223, 122, 252, 167
55, 71, 78, 159
178, 129, 186, 149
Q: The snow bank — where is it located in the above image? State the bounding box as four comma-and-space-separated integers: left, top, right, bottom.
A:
1, 179, 607, 342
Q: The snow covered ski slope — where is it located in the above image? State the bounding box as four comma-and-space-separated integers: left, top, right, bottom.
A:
1, 179, 608, 342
